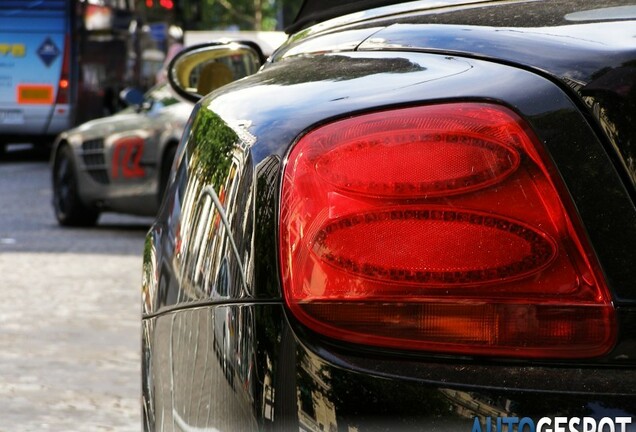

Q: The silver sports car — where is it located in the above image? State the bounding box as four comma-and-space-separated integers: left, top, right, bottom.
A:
51, 82, 192, 226
50, 39, 267, 226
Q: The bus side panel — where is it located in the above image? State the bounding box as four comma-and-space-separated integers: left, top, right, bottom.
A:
0, 3, 69, 142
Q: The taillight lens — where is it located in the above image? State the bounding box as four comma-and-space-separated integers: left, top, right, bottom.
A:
279, 103, 616, 359
55, 35, 70, 105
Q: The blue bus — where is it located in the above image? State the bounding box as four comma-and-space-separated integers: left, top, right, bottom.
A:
0, 0, 138, 153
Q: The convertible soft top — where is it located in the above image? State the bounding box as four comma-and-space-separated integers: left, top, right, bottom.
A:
286, 0, 404, 33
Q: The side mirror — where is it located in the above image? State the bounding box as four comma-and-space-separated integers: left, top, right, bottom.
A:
120, 87, 145, 107
167, 41, 264, 103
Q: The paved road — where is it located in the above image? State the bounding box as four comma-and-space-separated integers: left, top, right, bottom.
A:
0, 150, 153, 431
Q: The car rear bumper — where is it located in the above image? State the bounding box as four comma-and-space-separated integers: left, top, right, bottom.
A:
142, 303, 636, 431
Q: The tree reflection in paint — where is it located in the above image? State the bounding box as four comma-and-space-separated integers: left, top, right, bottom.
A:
190, 107, 239, 191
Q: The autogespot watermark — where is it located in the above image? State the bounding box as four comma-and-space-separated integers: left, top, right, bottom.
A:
471, 416, 633, 432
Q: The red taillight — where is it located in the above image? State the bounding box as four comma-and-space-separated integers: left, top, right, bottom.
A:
279, 103, 616, 359
160, 0, 174, 9
55, 35, 70, 105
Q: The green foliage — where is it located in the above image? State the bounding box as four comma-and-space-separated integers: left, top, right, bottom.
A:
179, 0, 303, 31
190, 107, 238, 190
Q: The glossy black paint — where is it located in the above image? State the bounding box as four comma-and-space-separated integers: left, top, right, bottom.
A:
281, 0, 636, 198
144, 303, 636, 430
358, 20, 636, 195
143, 1, 636, 430
147, 50, 636, 309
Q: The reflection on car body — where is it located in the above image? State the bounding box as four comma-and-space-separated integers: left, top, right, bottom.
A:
142, 1, 636, 431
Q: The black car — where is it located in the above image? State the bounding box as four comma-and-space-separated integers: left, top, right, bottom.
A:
142, 1, 636, 430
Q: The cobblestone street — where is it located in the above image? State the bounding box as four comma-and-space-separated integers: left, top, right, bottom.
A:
1, 155, 151, 431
